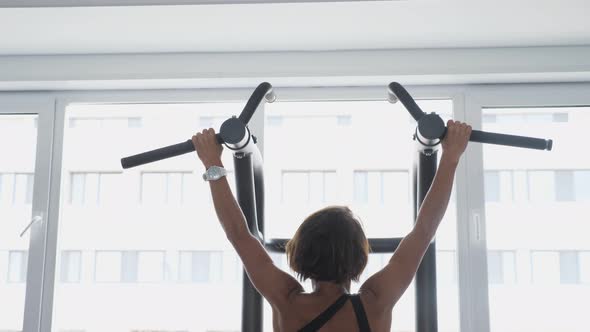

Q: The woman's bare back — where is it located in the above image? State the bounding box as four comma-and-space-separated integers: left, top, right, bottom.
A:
273, 291, 392, 332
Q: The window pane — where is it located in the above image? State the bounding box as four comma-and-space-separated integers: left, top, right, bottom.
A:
560, 251, 579, 284
70, 173, 85, 205
353, 171, 369, 203
555, 170, 574, 202
308, 172, 325, 204
580, 252, 590, 283
13, 173, 34, 205
484, 171, 500, 202
502, 252, 516, 284
552, 113, 569, 122
487, 251, 504, 284
483, 107, 590, 332
8, 251, 28, 283
54, 104, 242, 332
0, 114, 38, 331
574, 171, 590, 201
192, 251, 211, 282
60, 251, 82, 283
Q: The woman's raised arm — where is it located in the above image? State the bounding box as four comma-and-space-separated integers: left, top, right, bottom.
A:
192, 129, 303, 307
360, 121, 471, 311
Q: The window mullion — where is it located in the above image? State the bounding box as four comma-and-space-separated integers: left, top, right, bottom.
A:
456, 91, 492, 332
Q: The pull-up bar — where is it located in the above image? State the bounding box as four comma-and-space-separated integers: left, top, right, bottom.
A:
388, 82, 553, 151
120, 82, 275, 169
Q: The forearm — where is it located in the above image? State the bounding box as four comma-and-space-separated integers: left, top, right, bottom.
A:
412, 153, 458, 241
206, 162, 251, 241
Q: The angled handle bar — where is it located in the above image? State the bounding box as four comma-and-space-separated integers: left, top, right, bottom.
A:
388, 82, 425, 121
388, 82, 553, 151
120, 82, 275, 169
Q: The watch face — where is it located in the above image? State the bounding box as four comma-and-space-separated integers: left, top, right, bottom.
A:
205, 166, 225, 180
210, 167, 223, 178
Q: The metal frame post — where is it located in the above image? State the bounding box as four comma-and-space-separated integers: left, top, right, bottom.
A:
234, 152, 264, 332
414, 150, 439, 332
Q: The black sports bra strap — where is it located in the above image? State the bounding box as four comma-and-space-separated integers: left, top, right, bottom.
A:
350, 294, 372, 332
298, 294, 349, 332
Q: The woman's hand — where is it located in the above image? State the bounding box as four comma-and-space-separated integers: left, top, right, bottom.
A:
441, 120, 472, 163
192, 128, 223, 168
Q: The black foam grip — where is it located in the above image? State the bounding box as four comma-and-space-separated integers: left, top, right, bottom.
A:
239, 82, 273, 124
120, 134, 224, 169
470, 130, 552, 151
388, 82, 426, 121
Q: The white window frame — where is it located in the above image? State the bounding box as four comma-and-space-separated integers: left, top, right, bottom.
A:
0, 94, 56, 332
465, 82, 590, 332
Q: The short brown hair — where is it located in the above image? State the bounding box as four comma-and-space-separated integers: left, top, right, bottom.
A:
286, 206, 369, 284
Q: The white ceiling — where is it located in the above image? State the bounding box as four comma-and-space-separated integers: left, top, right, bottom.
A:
0, 1, 589, 55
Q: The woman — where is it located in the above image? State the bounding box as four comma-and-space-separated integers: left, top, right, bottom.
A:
192, 120, 472, 332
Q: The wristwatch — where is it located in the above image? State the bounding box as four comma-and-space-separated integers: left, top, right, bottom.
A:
202, 165, 227, 181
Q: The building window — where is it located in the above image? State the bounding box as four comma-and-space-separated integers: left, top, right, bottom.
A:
493, 113, 565, 124
353, 170, 409, 205
487, 251, 516, 285
484, 171, 500, 202
353, 172, 369, 203
141, 172, 196, 205
555, 170, 574, 202
574, 170, 590, 201
178, 251, 223, 283
552, 113, 569, 122
281, 171, 337, 204
560, 251, 579, 284
60, 251, 82, 283
482, 114, 497, 123
532, 251, 584, 285
336, 115, 352, 126
95, 251, 165, 283
70, 172, 121, 206
267, 115, 283, 127
485, 169, 590, 203
8, 251, 28, 283
0, 173, 34, 206
69, 117, 141, 129
579, 252, 590, 284
127, 117, 142, 128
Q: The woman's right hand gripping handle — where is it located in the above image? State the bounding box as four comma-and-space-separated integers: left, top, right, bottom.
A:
441, 120, 472, 163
